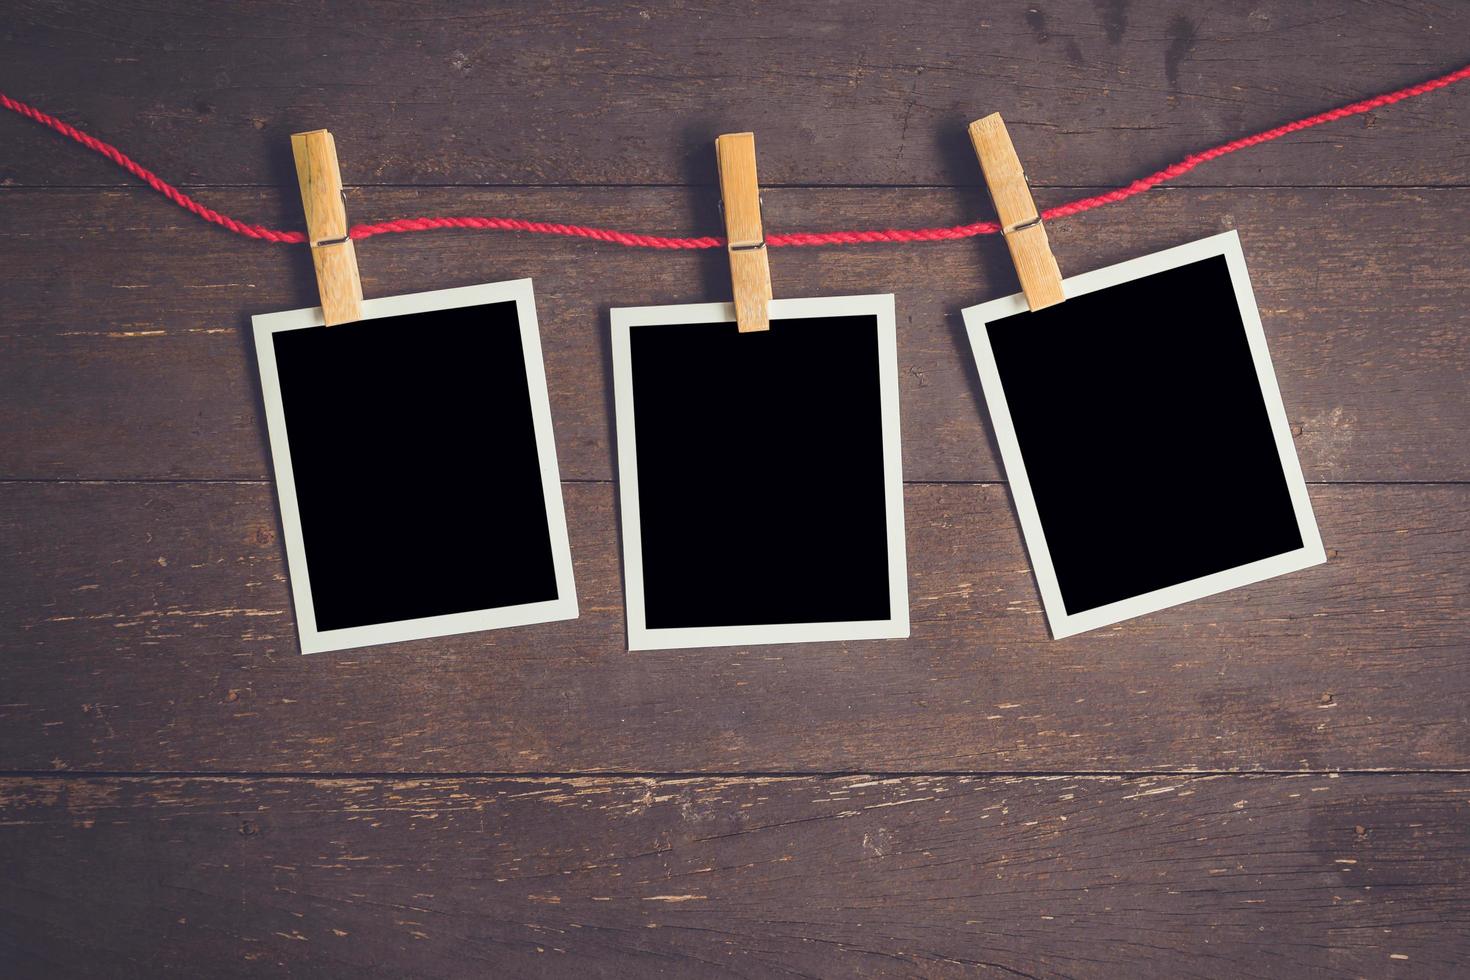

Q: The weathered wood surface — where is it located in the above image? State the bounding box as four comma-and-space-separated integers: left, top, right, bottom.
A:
3, 1, 1468, 189
3, 0, 1469, 974
5, 481, 1465, 774
2, 773, 1466, 977
2, 186, 1467, 482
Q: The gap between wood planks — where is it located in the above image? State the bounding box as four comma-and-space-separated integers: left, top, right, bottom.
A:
5, 769, 1469, 780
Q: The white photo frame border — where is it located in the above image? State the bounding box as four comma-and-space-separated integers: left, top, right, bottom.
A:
252, 278, 578, 655
961, 230, 1326, 639
611, 294, 910, 651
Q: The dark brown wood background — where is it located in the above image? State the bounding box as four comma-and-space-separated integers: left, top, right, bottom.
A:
2, 2, 1467, 976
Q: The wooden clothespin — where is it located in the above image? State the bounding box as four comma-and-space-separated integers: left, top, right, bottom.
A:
291, 129, 363, 326
715, 132, 772, 332
968, 114, 1065, 311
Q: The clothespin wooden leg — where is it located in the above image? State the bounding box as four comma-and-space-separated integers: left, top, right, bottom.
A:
968, 114, 1065, 312
715, 132, 772, 333
291, 129, 363, 326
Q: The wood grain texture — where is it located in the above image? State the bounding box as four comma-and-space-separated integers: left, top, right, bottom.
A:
4, 481, 1465, 774
2, 3, 1468, 971
290, 130, 363, 325
2, 186, 1467, 482
970, 114, 1066, 310
970, 115, 1044, 231
715, 132, 772, 331
2, 1, 1468, 189
2, 773, 1466, 977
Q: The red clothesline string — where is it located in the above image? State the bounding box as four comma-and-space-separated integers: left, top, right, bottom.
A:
3, 61, 1469, 249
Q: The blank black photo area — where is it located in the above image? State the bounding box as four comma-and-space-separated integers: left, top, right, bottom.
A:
628, 315, 892, 629
986, 254, 1304, 615
270, 300, 558, 631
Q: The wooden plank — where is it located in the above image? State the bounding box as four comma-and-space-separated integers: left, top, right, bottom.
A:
3, 481, 1465, 774
1, 186, 1466, 483
0, 773, 1465, 976
2, 1, 1467, 189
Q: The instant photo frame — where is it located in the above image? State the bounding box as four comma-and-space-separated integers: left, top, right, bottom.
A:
611, 294, 910, 651
253, 279, 578, 654
962, 231, 1326, 639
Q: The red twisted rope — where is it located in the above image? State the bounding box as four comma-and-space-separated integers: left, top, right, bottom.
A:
0, 91, 306, 243
3, 61, 1468, 249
